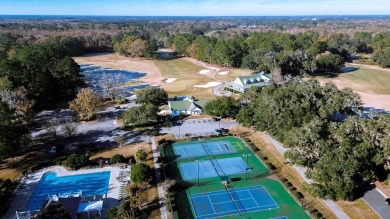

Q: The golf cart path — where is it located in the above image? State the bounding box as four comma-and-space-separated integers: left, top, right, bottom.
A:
151, 137, 168, 219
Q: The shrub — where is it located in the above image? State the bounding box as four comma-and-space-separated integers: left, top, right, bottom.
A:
286, 182, 293, 188
135, 149, 147, 163
131, 163, 152, 183
296, 192, 304, 199
66, 153, 89, 169
129, 184, 138, 196
110, 154, 125, 164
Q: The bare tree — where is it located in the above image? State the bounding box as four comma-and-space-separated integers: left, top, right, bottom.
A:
271, 66, 284, 86
62, 123, 78, 137
100, 72, 126, 102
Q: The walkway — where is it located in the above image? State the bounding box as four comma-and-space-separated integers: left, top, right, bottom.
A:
264, 133, 350, 219
151, 137, 168, 219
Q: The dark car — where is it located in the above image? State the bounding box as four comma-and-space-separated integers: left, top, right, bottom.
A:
215, 129, 222, 135
386, 198, 390, 205
221, 128, 229, 134
212, 117, 221, 121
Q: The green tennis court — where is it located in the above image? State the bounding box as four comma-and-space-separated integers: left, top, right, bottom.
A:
161, 137, 309, 219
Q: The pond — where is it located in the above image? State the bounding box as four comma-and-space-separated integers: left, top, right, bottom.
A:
80, 64, 150, 98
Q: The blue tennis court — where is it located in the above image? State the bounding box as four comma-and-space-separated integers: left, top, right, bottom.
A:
190, 185, 279, 219
179, 157, 248, 180
173, 141, 236, 159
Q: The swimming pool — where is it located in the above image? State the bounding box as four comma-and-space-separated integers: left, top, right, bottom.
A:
27, 171, 110, 211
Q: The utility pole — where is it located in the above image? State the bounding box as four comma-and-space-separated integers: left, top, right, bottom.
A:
196, 159, 200, 186
243, 154, 251, 180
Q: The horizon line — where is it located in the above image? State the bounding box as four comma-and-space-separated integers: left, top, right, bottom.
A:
1, 14, 390, 17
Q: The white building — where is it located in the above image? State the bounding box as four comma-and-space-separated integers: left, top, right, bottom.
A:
225, 72, 272, 93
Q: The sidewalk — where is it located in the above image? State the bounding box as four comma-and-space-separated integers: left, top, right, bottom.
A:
151, 137, 168, 219
264, 133, 350, 219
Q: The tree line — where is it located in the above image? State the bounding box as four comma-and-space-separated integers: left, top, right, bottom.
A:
0, 37, 84, 158
205, 79, 389, 201
166, 31, 368, 75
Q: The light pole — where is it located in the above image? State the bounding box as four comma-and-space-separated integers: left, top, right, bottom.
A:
243, 154, 251, 180
195, 159, 200, 187
178, 120, 181, 141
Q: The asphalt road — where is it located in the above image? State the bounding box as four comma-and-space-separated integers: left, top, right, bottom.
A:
363, 189, 390, 219
160, 118, 239, 139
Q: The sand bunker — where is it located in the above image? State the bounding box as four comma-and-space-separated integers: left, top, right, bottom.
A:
165, 78, 177, 83
199, 70, 211, 74
218, 71, 229, 75
193, 82, 222, 88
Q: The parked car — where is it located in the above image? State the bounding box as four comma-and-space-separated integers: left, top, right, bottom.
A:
212, 117, 221, 121
215, 129, 222, 135
221, 128, 229, 134
50, 146, 56, 154
386, 198, 390, 205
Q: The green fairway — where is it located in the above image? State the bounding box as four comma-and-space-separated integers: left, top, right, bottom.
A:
316, 64, 390, 94
161, 137, 309, 219
154, 58, 216, 99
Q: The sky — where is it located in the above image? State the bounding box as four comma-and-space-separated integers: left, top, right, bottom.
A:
0, 0, 389, 16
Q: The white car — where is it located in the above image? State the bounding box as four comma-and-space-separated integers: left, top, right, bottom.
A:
50, 147, 56, 154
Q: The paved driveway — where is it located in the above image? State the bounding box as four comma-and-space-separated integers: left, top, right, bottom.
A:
363, 189, 390, 219
160, 118, 239, 139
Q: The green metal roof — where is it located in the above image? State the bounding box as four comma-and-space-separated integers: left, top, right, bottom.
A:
194, 99, 211, 109
169, 100, 192, 111
168, 99, 211, 111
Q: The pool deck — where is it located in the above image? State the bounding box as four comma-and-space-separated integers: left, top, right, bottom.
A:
5, 165, 125, 219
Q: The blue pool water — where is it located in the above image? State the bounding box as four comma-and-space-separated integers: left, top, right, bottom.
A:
27, 171, 110, 211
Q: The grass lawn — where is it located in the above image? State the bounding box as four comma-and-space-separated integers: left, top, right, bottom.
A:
214, 68, 254, 82
89, 142, 150, 161
154, 58, 216, 99
336, 199, 381, 219
315, 64, 390, 94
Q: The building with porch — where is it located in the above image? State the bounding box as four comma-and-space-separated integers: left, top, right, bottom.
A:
225, 71, 272, 93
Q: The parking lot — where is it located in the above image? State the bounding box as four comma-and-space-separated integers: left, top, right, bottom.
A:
159, 118, 239, 139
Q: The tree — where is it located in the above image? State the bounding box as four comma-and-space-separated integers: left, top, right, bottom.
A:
316, 53, 344, 73
135, 87, 167, 106
172, 34, 195, 56
373, 48, 390, 68
0, 101, 29, 158
61, 123, 77, 137
129, 39, 148, 58
0, 77, 35, 123
69, 88, 101, 121
66, 153, 89, 169
204, 97, 240, 118
116, 136, 125, 146
131, 163, 152, 183
110, 154, 125, 164
135, 149, 147, 163
122, 104, 159, 127
184, 133, 192, 140
100, 73, 125, 102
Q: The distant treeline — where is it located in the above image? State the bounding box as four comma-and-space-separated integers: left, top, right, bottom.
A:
164, 31, 371, 75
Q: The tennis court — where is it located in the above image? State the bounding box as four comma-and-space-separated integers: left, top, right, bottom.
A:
173, 141, 236, 159
190, 185, 278, 219
179, 157, 248, 180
